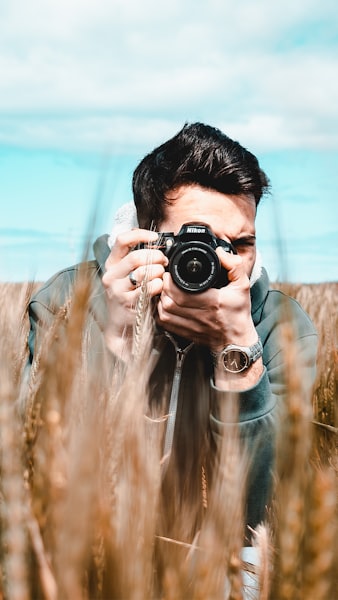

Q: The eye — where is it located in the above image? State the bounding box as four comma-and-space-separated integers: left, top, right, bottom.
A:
232, 237, 256, 251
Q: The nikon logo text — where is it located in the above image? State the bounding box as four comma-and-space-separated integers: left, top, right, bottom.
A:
186, 227, 205, 233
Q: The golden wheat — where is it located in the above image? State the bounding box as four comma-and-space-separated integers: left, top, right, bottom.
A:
0, 280, 337, 599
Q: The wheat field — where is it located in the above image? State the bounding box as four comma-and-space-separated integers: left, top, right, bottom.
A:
0, 279, 337, 599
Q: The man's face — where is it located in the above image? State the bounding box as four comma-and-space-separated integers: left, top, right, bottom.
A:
159, 184, 257, 278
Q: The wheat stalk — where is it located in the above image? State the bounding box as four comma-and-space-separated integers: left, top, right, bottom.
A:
0, 279, 337, 598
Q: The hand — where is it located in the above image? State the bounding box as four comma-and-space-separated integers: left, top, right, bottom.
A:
156, 247, 258, 351
102, 229, 168, 357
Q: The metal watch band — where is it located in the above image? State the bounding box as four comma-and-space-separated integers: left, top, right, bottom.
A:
247, 338, 264, 362
212, 337, 263, 373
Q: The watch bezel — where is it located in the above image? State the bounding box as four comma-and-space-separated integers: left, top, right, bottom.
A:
213, 338, 263, 374
221, 348, 250, 373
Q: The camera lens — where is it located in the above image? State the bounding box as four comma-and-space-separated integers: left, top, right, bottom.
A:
169, 243, 220, 292
186, 257, 203, 275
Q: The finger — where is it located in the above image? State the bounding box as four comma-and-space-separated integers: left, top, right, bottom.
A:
104, 269, 142, 295
161, 272, 217, 309
159, 293, 213, 325
124, 277, 164, 297
128, 270, 140, 288
156, 301, 204, 341
104, 262, 166, 301
129, 263, 166, 286
107, 276, 164, 304
103, 274, 136, 299
106, 229, 159, 267
128, 249, 168, 271
104, 248, 168, 287
147, 277, 165, 297
216, 247, 246, 283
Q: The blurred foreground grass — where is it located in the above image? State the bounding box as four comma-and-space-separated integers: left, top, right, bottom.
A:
0, 279, 337, 599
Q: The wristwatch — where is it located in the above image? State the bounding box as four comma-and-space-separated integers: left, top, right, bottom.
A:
213, 338, 263, 374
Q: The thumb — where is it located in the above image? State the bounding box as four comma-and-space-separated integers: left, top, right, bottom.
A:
216, 247, 246, 283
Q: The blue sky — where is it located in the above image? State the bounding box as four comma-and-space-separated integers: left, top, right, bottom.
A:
1, 0, 337, 283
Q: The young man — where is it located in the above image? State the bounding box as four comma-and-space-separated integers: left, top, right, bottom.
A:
27, 123, 317, 538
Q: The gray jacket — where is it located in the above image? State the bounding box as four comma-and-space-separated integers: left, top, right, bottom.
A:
27, 235, 318, 532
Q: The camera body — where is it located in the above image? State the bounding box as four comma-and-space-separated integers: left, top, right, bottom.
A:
140, 223, 236, 293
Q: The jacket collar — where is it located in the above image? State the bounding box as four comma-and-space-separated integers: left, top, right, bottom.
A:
250, 267, 270, 325
93, 234, 111, 273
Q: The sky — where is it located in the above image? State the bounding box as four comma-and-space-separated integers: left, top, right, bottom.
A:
1, 0, 337, 283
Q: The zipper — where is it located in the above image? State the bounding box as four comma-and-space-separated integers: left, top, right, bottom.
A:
161, 334, 194, 476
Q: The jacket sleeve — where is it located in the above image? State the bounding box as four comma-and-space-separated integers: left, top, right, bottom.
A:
28, 297, 58, 365
209, 325, 318, 425
27, 269, 76, 364
208, 291, 318, 529
209, 290, 318, 425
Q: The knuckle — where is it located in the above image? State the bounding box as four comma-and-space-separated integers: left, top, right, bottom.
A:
104, 255, 113, 271
148, 279, 163, 296
159, 311, 170, 324
242, 279, 250, 292
157, 300, 168, 321
102, 270, 111, 288
114, 232, 124, 246
160, 294, 173, 312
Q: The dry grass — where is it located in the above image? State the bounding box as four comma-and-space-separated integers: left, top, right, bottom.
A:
272, 282, 338, 428
0, 278, 337, 599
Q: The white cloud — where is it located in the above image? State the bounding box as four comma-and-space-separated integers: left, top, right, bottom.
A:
1, 0, 338, 152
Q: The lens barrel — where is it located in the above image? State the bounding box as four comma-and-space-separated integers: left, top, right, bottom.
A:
169, 242, 221, 292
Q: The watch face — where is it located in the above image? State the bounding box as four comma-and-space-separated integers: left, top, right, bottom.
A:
222, 349, 249, 373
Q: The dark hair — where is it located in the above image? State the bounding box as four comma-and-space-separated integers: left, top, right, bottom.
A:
132, 122, 270, 229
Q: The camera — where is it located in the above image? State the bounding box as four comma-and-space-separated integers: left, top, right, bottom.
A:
140, 223, 236, 293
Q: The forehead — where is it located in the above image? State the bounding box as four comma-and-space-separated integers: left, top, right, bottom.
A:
161, 184, 256, 237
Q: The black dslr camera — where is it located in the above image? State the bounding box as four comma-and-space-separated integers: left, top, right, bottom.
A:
140, 223, 236, 293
